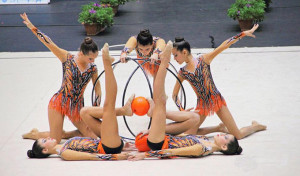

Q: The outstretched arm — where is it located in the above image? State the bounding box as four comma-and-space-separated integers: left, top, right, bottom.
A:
20, 13, 68, 63
60, 149, 128, 161
128, 144, 206, 161
203, 24, 259, 65
120, 36, 137, 63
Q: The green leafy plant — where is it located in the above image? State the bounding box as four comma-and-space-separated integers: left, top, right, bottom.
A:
78, 2, 114, 26
100, 0, 119, 7
227, 0, 266, 22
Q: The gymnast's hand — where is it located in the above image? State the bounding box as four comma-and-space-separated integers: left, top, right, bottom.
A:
128, 152, 146, 161
244, 24, 259, 38
150, 52, 159, 64
138, 129, 149, 137
120, 52, 128, 63
20, 13, 34, 29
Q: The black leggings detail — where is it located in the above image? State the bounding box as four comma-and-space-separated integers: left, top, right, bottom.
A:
147, 139, 165, 150
102, 140, 124, 154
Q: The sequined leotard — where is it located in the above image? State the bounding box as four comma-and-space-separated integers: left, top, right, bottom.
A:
59, 137, 101, 154
48, 54, 97, 122
179, 55, 226, 116
122, 36, 161, 76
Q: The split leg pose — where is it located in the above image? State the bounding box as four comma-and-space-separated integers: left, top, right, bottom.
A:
171, 24, 266, 139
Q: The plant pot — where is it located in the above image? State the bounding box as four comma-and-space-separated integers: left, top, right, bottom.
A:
238, 19, 253, 31
83, 23, 106, 36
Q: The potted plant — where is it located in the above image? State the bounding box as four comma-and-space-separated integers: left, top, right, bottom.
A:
100, 0, 119, 15
78, 2, 114, 35
227, 0, 266, 31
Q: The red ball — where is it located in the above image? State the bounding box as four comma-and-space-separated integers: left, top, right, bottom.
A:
135, 133, 150, 152
131, 96, 150, 116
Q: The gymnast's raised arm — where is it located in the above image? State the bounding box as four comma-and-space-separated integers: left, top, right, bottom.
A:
203, 24, 259, 65
20, 12, 68, 63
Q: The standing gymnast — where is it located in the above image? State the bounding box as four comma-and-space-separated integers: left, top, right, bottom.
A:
171, 24, 266, 139
129, 41, 243, 161
27, 44, 132, 160
20, 13, 101, 143
120, 29, 166, 77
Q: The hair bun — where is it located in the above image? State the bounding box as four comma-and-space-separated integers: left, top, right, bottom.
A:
27, 150, 35, 158
140, 29, 150, 37
175, 37, 184, 43
84, 37, 93, 45
236, 146, 243, 155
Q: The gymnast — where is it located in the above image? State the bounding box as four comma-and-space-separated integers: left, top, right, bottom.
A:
20, 13, 103, 143
170, 24, 266, 139
120, 29, 166, 77
27, 43, 133, 161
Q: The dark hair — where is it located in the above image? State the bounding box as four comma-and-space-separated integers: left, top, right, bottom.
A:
220, 137, 243, 155
137, 29, 153, 46
173, 37, 191, 54
80, 37, 98, 55
27, 140, 50, 158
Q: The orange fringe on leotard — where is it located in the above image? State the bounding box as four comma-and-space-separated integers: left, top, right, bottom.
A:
195, 94, 227, 116
48, 93, 83, 122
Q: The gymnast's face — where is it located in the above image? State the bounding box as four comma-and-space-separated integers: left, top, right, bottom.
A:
172, 48, 186, 64
38, 137, 57, 153
80, 51, 99, 63
137, 43, 153, 56
214, 133, 234, 150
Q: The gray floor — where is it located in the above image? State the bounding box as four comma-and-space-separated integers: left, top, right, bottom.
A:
1, 0, 300, 52
0, 47, 299, 175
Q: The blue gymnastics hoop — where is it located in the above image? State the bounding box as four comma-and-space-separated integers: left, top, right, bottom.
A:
91, 57, 187, 137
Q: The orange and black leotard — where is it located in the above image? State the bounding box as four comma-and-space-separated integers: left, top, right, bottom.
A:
48, 54, 97, 122
179, 55, 226, 116
122, 36, 161, 77
59, 137, 101, 154
145, 134, 212, 158
59, 137, 122, 160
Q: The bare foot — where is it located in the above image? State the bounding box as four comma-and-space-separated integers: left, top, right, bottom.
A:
159, 41, 173, 64
218, 123, 229, 133
146, 97, 155, 117
123, 94, 135, 116
22, 128, 39, 139
102, 43, 115, 64
252, 121, 267, 131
